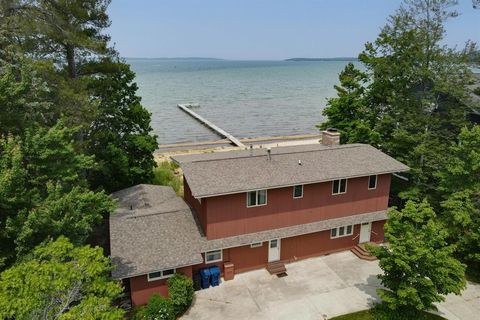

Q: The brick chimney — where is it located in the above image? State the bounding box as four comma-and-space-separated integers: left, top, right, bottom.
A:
322, 128, 340, 146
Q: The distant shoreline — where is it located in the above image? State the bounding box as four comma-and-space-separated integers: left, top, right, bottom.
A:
285, 57, 358, 62
123, 57, 358, 62
124, 57, 225, 61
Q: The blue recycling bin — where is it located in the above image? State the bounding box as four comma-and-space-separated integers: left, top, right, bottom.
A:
209, 266, 221, 287
200, 268, 211, 289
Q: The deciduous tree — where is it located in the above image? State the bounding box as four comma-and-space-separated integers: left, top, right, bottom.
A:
371, 200, 466, 316
0, 236, 124, 320
0, 121, 114, 265
438, 126, 480, 276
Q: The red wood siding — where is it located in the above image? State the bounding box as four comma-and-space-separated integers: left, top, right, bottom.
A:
184, 177, 207, 234
129, 266, 193, 306
129, 220, 386, 306
198, 174, 390, 239
281, 225, 360, 261
371, 220, 386, 243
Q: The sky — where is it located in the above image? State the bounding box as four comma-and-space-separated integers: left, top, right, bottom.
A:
107, 0, 480, 60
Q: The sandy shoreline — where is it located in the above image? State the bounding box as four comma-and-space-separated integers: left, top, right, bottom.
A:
154, 133, 322, 163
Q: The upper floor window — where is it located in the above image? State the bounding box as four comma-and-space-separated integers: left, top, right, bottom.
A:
368, 175, 377, 190
332, 179, 347, 195
293, 185, 303, 198
205, 249, 223, 263
148, 268, 176, 281
247, 190, 267, 207
331, 225, 353, 239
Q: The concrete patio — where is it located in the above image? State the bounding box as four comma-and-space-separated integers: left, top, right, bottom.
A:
182, 251, 480, 320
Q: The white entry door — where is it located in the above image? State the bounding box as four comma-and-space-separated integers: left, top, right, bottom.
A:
268, 239, 281, 262
359, 222, 372, 243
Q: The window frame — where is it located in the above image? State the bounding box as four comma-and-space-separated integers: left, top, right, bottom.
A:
147, 268, 176, 282
332, 178, 348, 195
330, 225, 354, 239
293, 185, 303, 199
368, 175, 377, 190
204, 249, 223, 263
246, 190, 268, 207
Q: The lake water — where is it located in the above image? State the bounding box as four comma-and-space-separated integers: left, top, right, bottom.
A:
127, 59, 356, 144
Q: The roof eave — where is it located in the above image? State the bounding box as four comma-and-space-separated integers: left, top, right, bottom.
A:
111, 255, 204, 280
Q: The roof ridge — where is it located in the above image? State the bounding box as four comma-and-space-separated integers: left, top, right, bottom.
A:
125, 208, 189, 219
186, 144, 365, 164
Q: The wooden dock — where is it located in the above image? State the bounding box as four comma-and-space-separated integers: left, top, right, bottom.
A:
178, 104, 246, 148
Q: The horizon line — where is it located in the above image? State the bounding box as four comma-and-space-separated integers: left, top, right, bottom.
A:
122, 56, 359, 61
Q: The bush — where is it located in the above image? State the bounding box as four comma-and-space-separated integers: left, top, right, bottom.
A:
152, 161, 182, 195
167, 273, 195, 316
143, 294, 175, 320
473, 87, 480, 96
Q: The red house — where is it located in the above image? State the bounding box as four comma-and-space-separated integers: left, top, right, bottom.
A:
109, 130, 409, 306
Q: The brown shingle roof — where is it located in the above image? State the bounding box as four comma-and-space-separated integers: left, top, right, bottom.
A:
174, 144, 409, 198
110, 185, 204, 279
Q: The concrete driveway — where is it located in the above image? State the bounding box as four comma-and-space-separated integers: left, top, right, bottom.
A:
182, 251, 480, 320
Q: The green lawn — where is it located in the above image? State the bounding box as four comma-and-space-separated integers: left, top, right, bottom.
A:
330, 309, 446, 320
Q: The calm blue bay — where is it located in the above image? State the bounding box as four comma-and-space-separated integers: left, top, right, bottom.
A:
127, 59, 358, 144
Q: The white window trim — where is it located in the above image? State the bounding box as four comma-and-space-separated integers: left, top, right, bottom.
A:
246, 190, 268, 208
204, 249, 223, 264
293, 185, 303, 199
332, 179, 348, 195
250, 242, 263, 248
368, 175, 377, 190
330, 225, 354, 239
147, 268, 176, 282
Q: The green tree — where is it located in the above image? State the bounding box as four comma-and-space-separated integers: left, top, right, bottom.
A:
0, 236, 124, 320
371, 200, 466, 316
321, 0, 474, 204
0, 121, 114, 264
11, 0, 113, 79
87, 61, 158, 192
7, 184, 114, 257
1, 1, 158, 192
319, 62, 380, 145
437, 126, 480, 276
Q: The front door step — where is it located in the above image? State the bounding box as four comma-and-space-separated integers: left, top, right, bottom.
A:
351, 243, 378, 261
267, 260, 286, 275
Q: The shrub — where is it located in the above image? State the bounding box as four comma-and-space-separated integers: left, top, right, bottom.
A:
143, 294, 175, 320
152, 161, 182, 195
473, 87, 480, 96
167, 273, 195, 316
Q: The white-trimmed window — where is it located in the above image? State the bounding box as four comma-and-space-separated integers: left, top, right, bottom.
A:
147, 268, 176, 281
293, 185, 303, 198
330, 225, 353, 239
250, 242, 263, 248
205, 249, 223, 263
332, 179, 347, 195
368, 175, 377, 190
247, 190, 267, 207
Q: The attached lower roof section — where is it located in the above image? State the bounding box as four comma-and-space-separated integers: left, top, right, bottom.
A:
110, 185, 388, 279
110, 185, 204, 279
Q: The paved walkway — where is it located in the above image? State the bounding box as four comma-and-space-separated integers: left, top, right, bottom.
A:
182, 251, 480, 320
